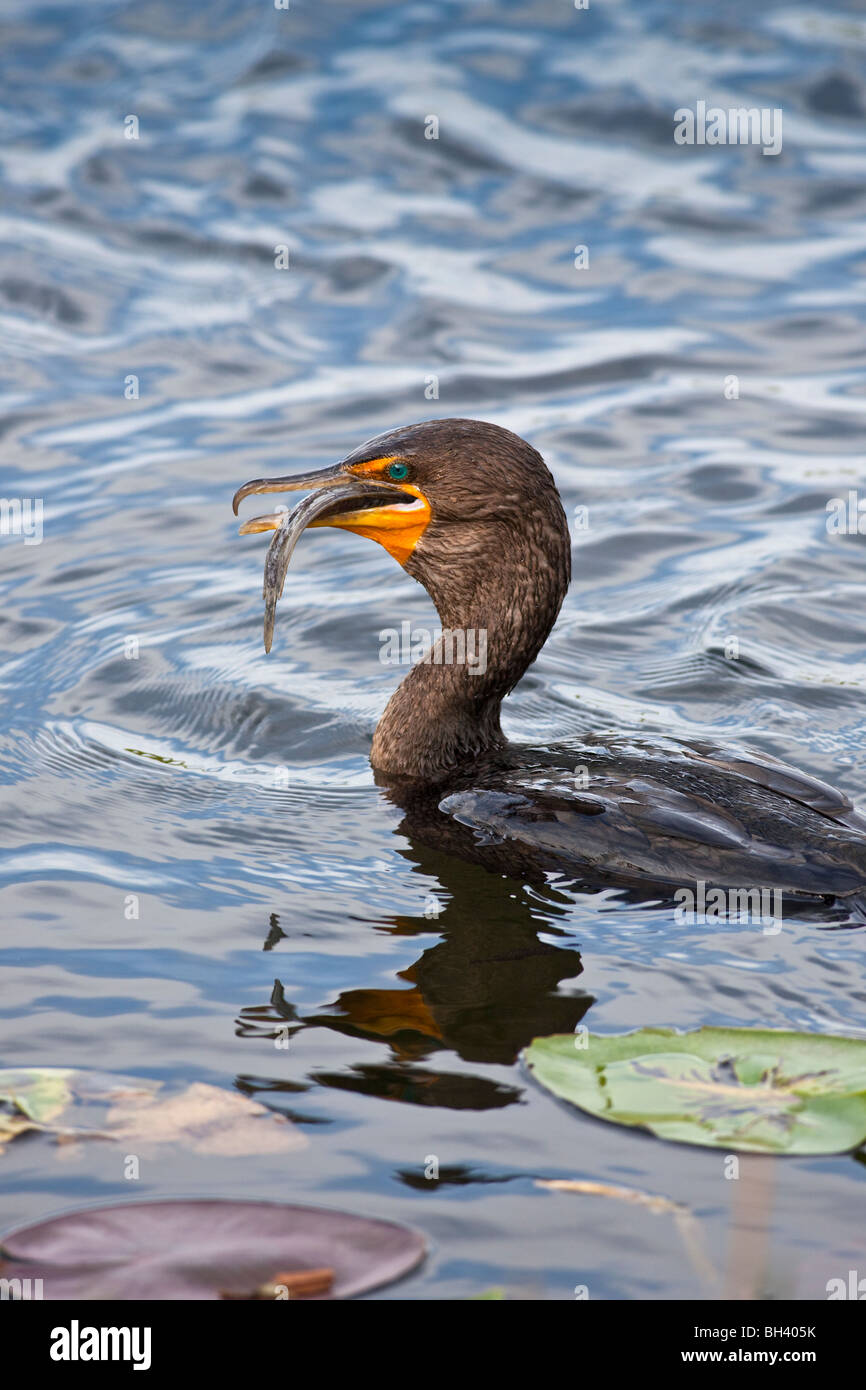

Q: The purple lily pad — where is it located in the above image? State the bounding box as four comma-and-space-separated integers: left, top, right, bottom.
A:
0, 1199, 426, 1299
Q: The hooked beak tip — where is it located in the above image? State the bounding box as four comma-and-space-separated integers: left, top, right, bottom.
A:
232, 464, 348, 517
232, 476, 284, 515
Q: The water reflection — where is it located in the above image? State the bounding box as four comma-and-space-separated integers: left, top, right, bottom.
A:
237, 831, 591, 1109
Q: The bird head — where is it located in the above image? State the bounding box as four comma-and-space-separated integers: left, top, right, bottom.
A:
232, 417, 570, 653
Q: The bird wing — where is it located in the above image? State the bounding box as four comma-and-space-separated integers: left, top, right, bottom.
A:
678, 737, 866, 831
437, 735, 866, 898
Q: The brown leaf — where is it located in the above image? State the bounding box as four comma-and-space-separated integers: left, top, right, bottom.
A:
106, 1082, 307, 1156
221, 1267, 335, 1299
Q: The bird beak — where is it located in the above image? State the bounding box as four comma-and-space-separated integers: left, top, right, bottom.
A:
231, 461, 385, 518
232, 460, 430, 652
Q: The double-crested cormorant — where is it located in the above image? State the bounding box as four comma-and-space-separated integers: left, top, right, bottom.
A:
233, 418, 866, 914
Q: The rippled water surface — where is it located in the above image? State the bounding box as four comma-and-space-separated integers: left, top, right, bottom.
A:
2, 0, 866, 1298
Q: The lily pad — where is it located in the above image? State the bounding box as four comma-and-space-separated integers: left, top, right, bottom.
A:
0, 1068, 75, 1126
0, 1068, 111, 1152
0, 1200, 426, 1299
0, 1069, 305, 1157
523, 1027, 866, 1154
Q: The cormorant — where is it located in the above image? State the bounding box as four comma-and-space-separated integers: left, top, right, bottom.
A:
232, 418, 866, 916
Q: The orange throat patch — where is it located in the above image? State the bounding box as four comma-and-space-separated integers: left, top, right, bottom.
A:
310, 459, 431, 566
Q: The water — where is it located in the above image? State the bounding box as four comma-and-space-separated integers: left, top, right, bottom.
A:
2, 0, 866, 1299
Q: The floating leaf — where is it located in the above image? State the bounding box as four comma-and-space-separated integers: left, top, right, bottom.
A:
0, 1069, 304, 1158
106, 1081, 306, 1156
0, 1200, 426, 1299
523, 1027, 866, 1154
0, 1068, 75, 1125
0, 1068, 83, 1152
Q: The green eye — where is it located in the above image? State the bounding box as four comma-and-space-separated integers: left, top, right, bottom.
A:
387, 461, 410, 481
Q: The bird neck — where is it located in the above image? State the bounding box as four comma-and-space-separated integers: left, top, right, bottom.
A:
371, 511, 571, 781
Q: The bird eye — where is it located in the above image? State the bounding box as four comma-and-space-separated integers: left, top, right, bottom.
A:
386, 461, 410, 481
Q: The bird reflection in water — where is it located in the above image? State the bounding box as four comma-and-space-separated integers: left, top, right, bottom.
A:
236, 823, 593, 1113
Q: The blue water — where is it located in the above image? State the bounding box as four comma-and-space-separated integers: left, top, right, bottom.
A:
1, 0, 866, 1298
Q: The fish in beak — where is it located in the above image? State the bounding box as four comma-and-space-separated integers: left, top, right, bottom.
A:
232, 459, 430, 652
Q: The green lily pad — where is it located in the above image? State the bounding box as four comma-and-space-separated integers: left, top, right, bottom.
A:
0, 1069, 78, 1149
523, 1027, 866, 1154
0, 1068, 75, 1125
